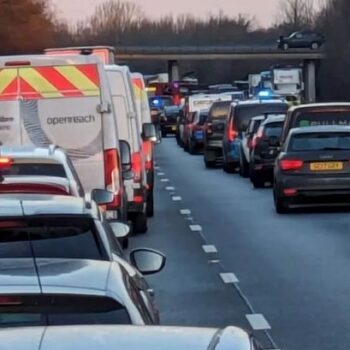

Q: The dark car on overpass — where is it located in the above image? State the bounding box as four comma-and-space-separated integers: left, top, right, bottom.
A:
277, 30, 325, 50
274, 126, 350, 213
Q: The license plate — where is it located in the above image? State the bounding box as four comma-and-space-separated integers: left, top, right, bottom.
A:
310, 162, 343, 171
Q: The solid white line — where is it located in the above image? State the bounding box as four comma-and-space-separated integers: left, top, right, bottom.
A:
220, 272, 239, 284
208, 260, 220, 264
202, 245, 218, 253
166, 186, 175, 191
189, 224, 202, 232
246, 314, 271, 331
161, 179, 170, 182
172, 196, 182, 201
180, 209, 191, 215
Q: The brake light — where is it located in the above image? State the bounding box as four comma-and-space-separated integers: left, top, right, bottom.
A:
5, 61, 31, 66
284, 188, 297, 196
132, 152, 142, 182
142, 141, 153, 171
279, 159, 303, 171
251, 128, 263, 149
0, 157, 13, 168
227, 119, 237, 142
134, 196, 144, 204
104, 149, 121, 207
0, 296, 23, 305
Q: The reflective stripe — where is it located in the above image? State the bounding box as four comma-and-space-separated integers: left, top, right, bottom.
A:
0, 69, 17, 95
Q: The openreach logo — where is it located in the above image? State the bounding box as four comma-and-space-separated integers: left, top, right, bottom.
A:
47, 115, 96, 126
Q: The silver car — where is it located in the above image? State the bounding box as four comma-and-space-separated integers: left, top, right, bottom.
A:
0, 325, 261, 350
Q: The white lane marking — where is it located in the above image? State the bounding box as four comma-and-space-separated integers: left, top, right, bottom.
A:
172, 196, 182, 201
209, 260, 220, 264
180, 209, 191, 215
246, 314, 271, 331
154, 166, 160, 170
157, 172, 165, 176
161, 179, 170, 182
220, 272, 239, 284
189, 224, 202, 232
166, 186, 175, 191
202, 245, 218, 253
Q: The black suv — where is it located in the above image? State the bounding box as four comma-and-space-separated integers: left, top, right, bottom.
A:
162, 105, 181, 137
203, 100, 232, 168
278, 31, 325, 50
250, 115, 286, 188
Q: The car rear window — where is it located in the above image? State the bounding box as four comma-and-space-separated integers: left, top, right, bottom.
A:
288, 133, 350, 152
208, 101, 231, 120
0, 217, 106, 260
263, 122, 284, 138
0, 163, 66, 178
234, 103, 288, 132
293, 109, 350, 128
0, 295, 131, 327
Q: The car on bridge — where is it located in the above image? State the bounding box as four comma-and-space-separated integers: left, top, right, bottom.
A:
277, 30, 325, 50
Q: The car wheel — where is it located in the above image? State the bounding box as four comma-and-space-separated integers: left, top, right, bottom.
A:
132, 212, 148, 234
311, 42, 319, 50
189, 139, 197, 155
146, 191, 154, 217
239, 148, 249, 178
205, 160, 216, 168
273, 187, 289, 214
283, 43, 289, 50
251, 171, 265, 188
223, 162, 236, 173
162, 130, 167, 138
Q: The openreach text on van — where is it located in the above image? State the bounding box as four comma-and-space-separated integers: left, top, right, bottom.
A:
47, 115, 96, 126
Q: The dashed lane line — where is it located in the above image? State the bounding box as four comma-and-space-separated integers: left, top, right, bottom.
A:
220, 272, 239, 284
246, 314, 271, 331
202, 245, 218, 253
172, 196, 182, 201
161, 179, 170, 182
189, 224, 202, 232
166, 186, 175, 191
180, 209, 191, 215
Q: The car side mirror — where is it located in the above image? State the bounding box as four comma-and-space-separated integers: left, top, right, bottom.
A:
91, 189, 114, 205
269, 136, 280, 147
109, 222, 130, 239
142, 123, 157, 142
119, 140, 132, 172
130, 248, 166, 275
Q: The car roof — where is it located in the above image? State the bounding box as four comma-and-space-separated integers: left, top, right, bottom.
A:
0, 259, 125, 299
262, 115, 286, 124
290, 125, 350, 135
251, 116, 266, 121
232, 99, 286, 107
0, 325, 251, 350
0, 195, 99, 218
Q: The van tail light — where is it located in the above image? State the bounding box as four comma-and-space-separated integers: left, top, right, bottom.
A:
0, 296, 23, 305
206, 123, 213, 134
0, 157, 13, 168
142, 141, 153, 171
132, 152, 142, 182
284, 188, 297, 196
227, 128, 238, 142
279, 159, 304, 171
104, 149, 121, 208
251, 128, 263, 149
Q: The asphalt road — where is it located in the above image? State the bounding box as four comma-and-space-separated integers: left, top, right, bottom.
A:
131, 137, 350, 350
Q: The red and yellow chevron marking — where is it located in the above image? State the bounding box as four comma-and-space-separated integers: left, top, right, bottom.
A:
132, 77, 146, 100
0, 64, 100, 100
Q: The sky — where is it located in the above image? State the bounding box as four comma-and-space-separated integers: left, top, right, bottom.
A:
52, 0, 281, 28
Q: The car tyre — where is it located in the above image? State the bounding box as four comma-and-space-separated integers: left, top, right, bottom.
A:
146, 191, 154, 217
205, 160, 216, 168
162, 130, 167, 138
251, 171, 265, 188
132, 212, 148, 234
239, 148, 249, 178
189, 139, 197, 155
223, 162, 236, 173
274, 187, 289, 214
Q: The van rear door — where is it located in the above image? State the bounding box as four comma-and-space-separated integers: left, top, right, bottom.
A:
0, 64, 105, 192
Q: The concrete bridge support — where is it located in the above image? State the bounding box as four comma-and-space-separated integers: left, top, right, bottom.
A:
168, 60, 180, 82
304, 60, 317, 103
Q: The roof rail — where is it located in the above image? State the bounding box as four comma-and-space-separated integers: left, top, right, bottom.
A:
48, 144, 58, 155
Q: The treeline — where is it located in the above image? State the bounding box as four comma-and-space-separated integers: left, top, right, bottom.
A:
0, 0, 349, 100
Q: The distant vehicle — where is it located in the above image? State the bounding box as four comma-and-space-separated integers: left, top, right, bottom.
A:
149, 95, 174, 110
162, 105, 181, 137
0, 325, 263, 350
203, 100, 232, 168
0, 145, 85, 198
220, 91, 246, 102
0, 194, 166, 323
187, 110, 209, 154
249, 114, 286, 187
277, 30, 325, 50
274, 126, 350, 213
280, 103, 350, 145
222, 100, 289, 173
239, 116, 266, 177
208, 84, 238, 94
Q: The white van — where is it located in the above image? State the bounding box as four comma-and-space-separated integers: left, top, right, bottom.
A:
131, 73, 155, 217
0, 55, 125, 221
105, 65, 148, 233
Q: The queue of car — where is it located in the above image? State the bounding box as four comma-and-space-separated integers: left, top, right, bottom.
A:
173, 88, 350, 215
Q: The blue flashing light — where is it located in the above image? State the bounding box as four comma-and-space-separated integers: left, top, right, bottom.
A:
152, 99, 160, 106
258, 90, 272, 98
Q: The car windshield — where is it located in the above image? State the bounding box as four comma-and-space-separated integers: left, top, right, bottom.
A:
0, 163, 66, 177
0, 295, 130, 327
209, 102, 231, 120
289, 132, 350, 151
0, 217, 106, 260
234, 103, 288, 131
294, 110, 350, 128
